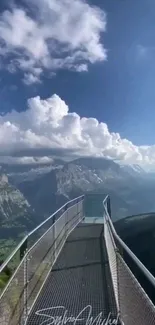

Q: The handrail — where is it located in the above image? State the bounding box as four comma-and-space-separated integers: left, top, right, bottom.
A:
0, 195, 84, 274
103, 195, 155, 290
29, 195, 84, 236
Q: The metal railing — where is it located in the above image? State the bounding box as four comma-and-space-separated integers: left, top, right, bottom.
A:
1, 193, 155, 325
0, 195, 84, 325
103, 195, 155, 325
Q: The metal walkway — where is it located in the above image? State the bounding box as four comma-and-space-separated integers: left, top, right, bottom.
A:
2, 195, 155, 325
26, 223, 117, 324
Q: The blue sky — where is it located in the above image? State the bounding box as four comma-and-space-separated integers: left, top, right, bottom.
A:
0, 0, 155, 168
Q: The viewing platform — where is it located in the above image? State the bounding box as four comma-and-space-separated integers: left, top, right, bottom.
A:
1, 195, 155, 325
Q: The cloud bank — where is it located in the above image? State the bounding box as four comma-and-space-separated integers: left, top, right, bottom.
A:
0, 0, 107, 84
0, 93, 155, 168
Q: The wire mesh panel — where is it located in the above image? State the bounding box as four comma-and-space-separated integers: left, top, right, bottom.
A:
0, 258, 26, 325
117, 253, 155, 325
27, 207, 66, 250
0, 195, 84, 325
27, 224, 55, 314
104, 219, 119, 311
27, 196, 84, 250
54, 211, 67, 259
77, 198, 84, 222
66, 201, 83, 236
103, 195, 155, 325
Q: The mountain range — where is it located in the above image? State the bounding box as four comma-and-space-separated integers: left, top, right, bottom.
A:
0, 157, 155, 232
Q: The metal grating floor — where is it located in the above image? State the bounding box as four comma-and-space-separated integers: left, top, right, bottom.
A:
26, 223, 117, 325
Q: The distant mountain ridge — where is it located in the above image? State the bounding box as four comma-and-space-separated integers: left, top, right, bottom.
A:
119, 163, 146, 176
3, 157, 155, 221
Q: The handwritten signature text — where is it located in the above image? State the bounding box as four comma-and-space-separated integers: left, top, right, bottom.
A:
35, 305, 119, 325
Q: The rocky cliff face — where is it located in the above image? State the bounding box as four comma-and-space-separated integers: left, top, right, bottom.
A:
0, 173, 32, 224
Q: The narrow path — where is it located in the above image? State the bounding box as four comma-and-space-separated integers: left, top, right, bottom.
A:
26, 224, 117, 325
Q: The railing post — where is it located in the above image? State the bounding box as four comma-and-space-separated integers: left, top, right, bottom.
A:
65, 203, 68, 238
107, 196, 111, 218
20, 238, 28, 325
82, 196, 84, 221
53, 214, 56, 262
76, 198, 78, 218
20, 238, 28, 261
23, 251, 28, 325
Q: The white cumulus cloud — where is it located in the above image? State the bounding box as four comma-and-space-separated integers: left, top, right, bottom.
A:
0, 0, 107, 84
0, 93, 155, 168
